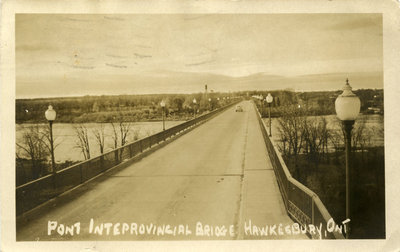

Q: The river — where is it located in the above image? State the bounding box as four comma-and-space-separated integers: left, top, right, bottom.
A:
16, 121, 184, 163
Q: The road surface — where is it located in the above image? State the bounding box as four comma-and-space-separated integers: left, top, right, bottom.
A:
17, 101, 307, 240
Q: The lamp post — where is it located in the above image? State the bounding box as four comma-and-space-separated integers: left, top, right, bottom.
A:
193, 98, 197, 118
266, 93, 273, 137
45, 105, 56, 187
208, 98, 212, 110
335, 78, 360, 239
160, 100, 166, 131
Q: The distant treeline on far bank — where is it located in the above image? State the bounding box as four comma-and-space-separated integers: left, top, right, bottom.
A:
16, 89, 383, 124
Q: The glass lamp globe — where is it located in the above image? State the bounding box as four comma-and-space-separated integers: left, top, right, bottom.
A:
208, 98, 211, 102
266, 93, 273, 103
193, 98, 197, 104
45, 105, 56, 121
160, 100, 166, 107
335, 79, 361, 121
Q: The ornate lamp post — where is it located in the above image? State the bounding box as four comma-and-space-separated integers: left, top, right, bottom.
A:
266, 93, 273, 137
160, 100, 166, 131
45, 105, 56, 186
193, 98, 197, 118
335, 78, 360, 239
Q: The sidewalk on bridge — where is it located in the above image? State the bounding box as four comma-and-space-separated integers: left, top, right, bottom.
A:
238, 105, 307, 240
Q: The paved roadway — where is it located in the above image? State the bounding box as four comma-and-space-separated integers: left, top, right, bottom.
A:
17, 101, 307, 241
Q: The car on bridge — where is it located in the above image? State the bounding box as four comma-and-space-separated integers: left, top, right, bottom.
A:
235, 105, 243, 112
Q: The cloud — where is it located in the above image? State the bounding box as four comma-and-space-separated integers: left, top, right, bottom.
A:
134, 53, 152, 58
105, 63, 127, 68
185, 60, 215, 67
103, 16, 125, 21
16, 14, 383, 97
106, 54, 128, 59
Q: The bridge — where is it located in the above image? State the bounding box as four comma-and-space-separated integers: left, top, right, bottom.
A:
16, 100, 343, 240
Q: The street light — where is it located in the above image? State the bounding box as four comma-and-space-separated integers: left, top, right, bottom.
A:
45, 105, 56, 187
266, 93, 273, 137
335, 78, 360, 239
208, 98, 212, 110
193, 98, 197, 118
160, 100, 166, 131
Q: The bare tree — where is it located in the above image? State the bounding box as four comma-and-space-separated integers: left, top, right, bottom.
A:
74, 124, 91, 160
119, 120, 131, 147
329, 127, 344, 164
276, 105, 307, 179
352, 117, 367, 152
92, 123, 105, 155
352, 118, 375, 163
16, 125, 49, 179
320, 117, 330, 157
111, 115, 132, 162
129, 127, 141, 142
302, 116, 331, 169
111, 122, 119, 149
277, 105, 306, 157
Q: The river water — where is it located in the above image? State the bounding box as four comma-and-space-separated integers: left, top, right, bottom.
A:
16, 121, 184, 163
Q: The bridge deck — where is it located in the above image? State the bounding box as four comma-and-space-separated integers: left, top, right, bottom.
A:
17, 101, 306, 240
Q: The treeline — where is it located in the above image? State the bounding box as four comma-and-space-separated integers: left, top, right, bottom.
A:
16, 92, 242, 124
16, 88, 383, 124
253, 88, 383, 118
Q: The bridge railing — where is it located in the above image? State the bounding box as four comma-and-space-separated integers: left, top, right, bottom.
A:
254, 103, 344, 239
16, 100, 241, 216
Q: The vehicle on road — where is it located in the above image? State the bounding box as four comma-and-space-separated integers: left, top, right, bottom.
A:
235, 105, 243, 112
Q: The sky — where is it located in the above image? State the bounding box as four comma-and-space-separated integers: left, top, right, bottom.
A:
16, 14, 383, 98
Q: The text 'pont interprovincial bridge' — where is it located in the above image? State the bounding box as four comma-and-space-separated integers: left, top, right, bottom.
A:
16, 100, 344, 241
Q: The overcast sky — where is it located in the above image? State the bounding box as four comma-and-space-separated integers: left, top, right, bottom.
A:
16, 14, 383, 98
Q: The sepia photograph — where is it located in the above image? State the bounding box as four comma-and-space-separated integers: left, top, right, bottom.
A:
2, 1, 400, 250
13, 13, 384, 241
